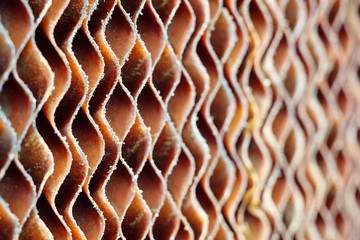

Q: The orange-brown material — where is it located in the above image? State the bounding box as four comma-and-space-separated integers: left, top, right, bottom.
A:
0, 0, 360, 239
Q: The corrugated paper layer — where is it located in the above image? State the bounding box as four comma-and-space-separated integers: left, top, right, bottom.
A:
0, 0, 360, 239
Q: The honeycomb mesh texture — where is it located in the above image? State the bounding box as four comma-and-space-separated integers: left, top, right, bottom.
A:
0, 0, 360, 239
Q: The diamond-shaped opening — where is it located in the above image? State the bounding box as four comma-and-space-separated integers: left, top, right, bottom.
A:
325, 186, 336, 210
122, 118, 150, 174
121, 40, 151, 97
328, 60, 339, 88
152, 0, 180, 25
152, 46, 180, 101
0, 0, 31, 50
273, 36, 289, 73
339, 25, 350, 52
271, 172, 287, 208
168, 150, 194, 206
284, 64, 298, 98
248, 137, 265, 174
106, 162, 134, 219
137, 161, 165, 214
336, 212, 351, 238
120, 0, 144, 20
153, 196, 180, 239
19, 125, 53, 192
337, 89, 348, 113
167, 74, 195, 131
137, 84, 165, 137
249, 70, 266, 104
0, 26, 14, 81
105, 84, 136, 141
153, 123, 180, 176
36, 111, 71, 198
36, 194, 70, 239
19, 210, 53, 239
0, 114, 15, 172
282, 197, 295, 228
0, 74, 33, 137
72, 108, 103, 171
284, 130, 296, 164
54, 0, 87, 47
105, 5, 135, 64
0, 162, 35, 222
210, 84, 234, 132
305, 165, 317, 192
210, 157, 233, 202
121, 192, 151, 240
210, 9, 234, 60
272, 103, 288, 140
167, 0, 194, 56
17, 39, 52, 106
315, 213, 326, 237
73, 29, 103, 96
35, 27, 70, 115
336, 151, 350, 179
316, 151, 327, 177
137, 2, 164, 62
181, 193, 208, 239
326, 125, 337, 149
285, 0, 298, 30
249, 1, 267, 40
73, 191, 104, 240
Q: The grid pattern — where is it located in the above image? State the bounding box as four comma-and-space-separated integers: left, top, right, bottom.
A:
0, 0, 360, 239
